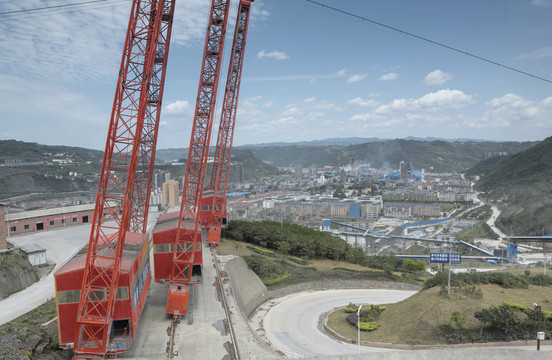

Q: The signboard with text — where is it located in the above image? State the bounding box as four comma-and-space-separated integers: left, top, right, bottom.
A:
430, 253, 461, 264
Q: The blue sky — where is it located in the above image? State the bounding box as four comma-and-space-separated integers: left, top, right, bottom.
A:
1, 0, 551, 149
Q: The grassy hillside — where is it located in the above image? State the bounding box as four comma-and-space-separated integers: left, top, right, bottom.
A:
230, 148, 279, 179
152, 148, 279, 181
465, 155, 510, 177
0, 139, 102, 163
216, 238, 418, 288
0, 166, 98, 199
474, 136, 552, 235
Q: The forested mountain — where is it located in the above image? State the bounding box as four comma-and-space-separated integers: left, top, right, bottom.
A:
472, 136, 552, 236
0, 139, 102, 163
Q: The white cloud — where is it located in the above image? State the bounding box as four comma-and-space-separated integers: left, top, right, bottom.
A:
415, 89, 473, 109
517, 46, 552, 60
423, 70, 454, 86
350, 89, 473, 131
347, 97, 379, 107
347, 74, 368, 83
163, 100, 192, 116
250, 1, 271, 23
257, 49, 289, 60
0, 2, 130, 83
378, 72, 398, 81
0, 0, 271, 85
467, 93, 552, 129
336, 69, 347, 76
532, 0, 552, 7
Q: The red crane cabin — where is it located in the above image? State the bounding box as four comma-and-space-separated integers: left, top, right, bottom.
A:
54, 232, 151, 352
152, 211, 203, 286
199, 190, 226, 244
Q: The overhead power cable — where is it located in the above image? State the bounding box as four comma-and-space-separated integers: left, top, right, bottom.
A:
0, 0, 108, 15
303, 0, 552, 85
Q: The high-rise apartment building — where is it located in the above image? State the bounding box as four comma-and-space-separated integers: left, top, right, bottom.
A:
162, 180, 180, 207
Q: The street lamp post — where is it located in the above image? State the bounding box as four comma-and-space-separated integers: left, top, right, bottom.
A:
447, 237, 454, 298
357, 301, 364, 355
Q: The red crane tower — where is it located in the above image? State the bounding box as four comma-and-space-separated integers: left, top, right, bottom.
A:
151, 0, 232, 318
72, 0, 175, 358
201, 0, 254, 246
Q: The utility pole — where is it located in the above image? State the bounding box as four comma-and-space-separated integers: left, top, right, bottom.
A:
534, 303, 542, 351
357, 301, 364, 355
447, 237, 452, 298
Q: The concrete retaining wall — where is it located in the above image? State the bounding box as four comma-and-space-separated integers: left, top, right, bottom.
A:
225, 257, 268, 318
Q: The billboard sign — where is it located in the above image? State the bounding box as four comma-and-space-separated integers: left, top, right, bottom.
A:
430, 253, 461, 264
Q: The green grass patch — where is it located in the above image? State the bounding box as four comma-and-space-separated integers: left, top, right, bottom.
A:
263, 272, 292, 286
331, 266, 364, 272
249, 245, 275, 255
287, 256, 308, 265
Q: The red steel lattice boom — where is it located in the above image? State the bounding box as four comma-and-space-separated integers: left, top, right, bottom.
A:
169, 0, 231, 286
204, 0, 253, 245
74, 0, 174, 357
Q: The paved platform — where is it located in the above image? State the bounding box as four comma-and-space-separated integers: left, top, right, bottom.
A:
122, 243, 235, 359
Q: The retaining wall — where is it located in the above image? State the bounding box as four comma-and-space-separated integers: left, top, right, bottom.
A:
225, 257, 268, 317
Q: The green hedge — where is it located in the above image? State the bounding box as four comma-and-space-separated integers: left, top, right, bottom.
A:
263, 272, 292, 286
503, 301, 528, 311
357, 321, 379, 331
423, 271, 540, 290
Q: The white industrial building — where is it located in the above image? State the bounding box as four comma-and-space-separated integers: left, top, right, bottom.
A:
19, 243, 47, 266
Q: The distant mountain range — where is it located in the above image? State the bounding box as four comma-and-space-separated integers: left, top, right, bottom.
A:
155, 137, 536, 173
244, 139, 536, 172
235, 136, 500, 148
1, 137, 535, 174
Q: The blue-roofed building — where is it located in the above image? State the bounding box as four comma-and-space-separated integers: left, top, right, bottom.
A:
348, 203, 361, 218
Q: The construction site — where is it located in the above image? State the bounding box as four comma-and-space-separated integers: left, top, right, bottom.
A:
1, 1, 552, 360
51, 0, 260, 358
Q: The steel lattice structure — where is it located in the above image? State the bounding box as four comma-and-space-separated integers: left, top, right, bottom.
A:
207, 0, 253, 233
170, 0, 231, 284
74, 0, 174, 357
130, 0, 176, 233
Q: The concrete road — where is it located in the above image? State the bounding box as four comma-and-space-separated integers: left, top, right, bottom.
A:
260, 289, 416, 358
486, 204, 507, 240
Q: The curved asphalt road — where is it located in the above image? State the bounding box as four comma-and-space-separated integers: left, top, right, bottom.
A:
262, 289, 416, 358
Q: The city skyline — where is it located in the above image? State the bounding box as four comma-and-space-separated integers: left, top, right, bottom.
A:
1, 0, 551, 150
